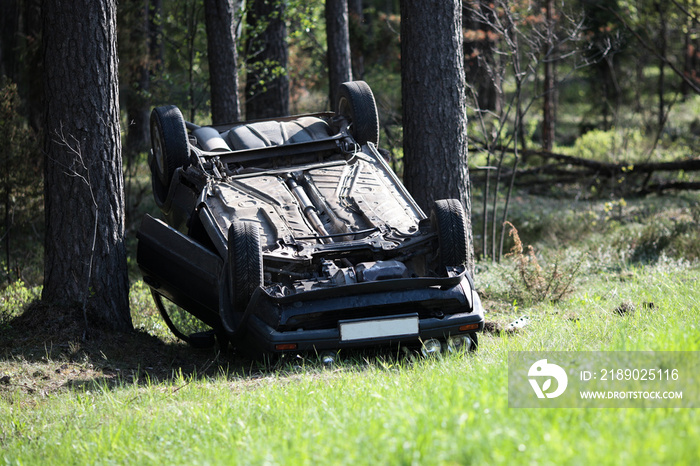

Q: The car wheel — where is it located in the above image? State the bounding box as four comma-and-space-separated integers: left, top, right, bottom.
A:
227, 221, 263, 311
468, 332, 478, 352
150, 105, 189, 197
336, 80, 380, 146
430, 199, 468, 274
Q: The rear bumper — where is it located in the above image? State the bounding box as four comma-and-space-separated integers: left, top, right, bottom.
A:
238, 271, 485, 353
244, 309, 484, 353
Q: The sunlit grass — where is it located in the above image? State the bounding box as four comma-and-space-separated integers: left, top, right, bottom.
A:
3, 188, 700, 465
2, 259, 699, 464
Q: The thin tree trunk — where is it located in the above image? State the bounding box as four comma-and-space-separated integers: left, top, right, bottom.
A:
0, 0, 20, 82
121, 0, 151, 157
186, 1, 200, 122
463, 1, 499, 111
326, 0, 352, 110
348, 0, 364, 79
656, 1, 667, 130
680, 3, 697, 97
205, 0, 241, 124
24, 0, 44, 133
542, 0, 555, 151
245, 0, 289, 119
148, 0, 164, 77
43, 0, 131, 331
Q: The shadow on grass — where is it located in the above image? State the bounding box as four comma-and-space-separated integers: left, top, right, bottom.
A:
0, 300, 295, 394
0, 300, 421, 395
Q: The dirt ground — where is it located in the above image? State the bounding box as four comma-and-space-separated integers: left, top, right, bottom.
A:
0, 302, 256, 396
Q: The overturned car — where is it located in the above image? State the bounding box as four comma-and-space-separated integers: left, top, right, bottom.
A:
137, 81, 484, 358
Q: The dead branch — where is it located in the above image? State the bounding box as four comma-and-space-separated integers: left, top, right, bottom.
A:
470, 143, 700, 176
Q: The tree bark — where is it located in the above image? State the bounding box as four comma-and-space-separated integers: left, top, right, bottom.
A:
463, 1, 499, 111
245, 0, 289, 119
656, 0, 668, 130
148, 0, 164, 77
326, 0, 353, 110
43, 0, 131, 331
542, 0, 556, 151
204, 0, 241, 124
120, 0, 151, 157
401, 0, 473, 272
348, 0, 364, 79
24, 0, 44, 133
0, 0, 20, 82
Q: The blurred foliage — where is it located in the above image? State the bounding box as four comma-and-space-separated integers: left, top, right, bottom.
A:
0, 78, 43, 284
0, 280, 41, 328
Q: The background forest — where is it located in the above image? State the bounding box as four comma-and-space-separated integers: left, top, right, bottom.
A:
1, 0, 698, 288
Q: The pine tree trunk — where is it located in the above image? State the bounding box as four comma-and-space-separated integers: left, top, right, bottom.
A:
24, 0, 44, 133
326, 0, 352, 110
348, 0, 365, 80
205, 0, 241, 124
42, 0, 131, 331
245, 0, 289, 119
148, 0, 164, 77
121, 0, 151, 157
0, 0, 20, 81
656, 0, 667, 130
542, 0, 555, 152
463, 1, 499, 111
400, 0, 474, 272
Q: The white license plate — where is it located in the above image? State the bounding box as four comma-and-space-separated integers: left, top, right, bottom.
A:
339, 315, 419, 342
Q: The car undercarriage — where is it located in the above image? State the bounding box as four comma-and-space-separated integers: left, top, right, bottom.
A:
137, 81, 484, 358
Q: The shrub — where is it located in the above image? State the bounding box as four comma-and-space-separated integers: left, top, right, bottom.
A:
503, 222, 582, 304
572, 128, 645, 163
0, 279, 41, 326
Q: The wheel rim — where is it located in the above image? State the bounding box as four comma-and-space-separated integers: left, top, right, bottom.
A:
337, 97, 352, 128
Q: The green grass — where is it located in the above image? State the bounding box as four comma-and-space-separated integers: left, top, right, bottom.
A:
2, 259, 699, 465
3, 192, 700, 464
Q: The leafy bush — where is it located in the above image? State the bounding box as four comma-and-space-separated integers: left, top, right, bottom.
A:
502, 222, 582, 304
627, 216, 700, 264
572, 128, 646, 163
0, 280, 41, 326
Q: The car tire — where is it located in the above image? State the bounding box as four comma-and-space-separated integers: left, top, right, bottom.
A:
336, 80, 380, 146
468, 332, 478, 352
227, 221, 263, 311
150, 105, 190, 198
430, 199, 468, 273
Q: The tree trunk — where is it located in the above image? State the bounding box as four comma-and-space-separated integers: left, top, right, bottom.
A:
204, 0, 241, 124
24, 0, 44, 133
681, 5, 698, 97
245, 0, 289, 119
348, 0, 364, 79
401, 0, 473, 272
148, 0, 164, 77
326, 0, 353, 110
542, 0, 555, 151
120, 0, 151, 157
0, 0, 20, 82
42, 0, 131, 331
656, 0, 667, 130
463, 1, 499, 111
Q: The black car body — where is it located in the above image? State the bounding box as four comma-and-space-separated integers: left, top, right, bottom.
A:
137, 81, 484, 357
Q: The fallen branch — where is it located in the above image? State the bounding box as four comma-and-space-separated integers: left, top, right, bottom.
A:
470, 144, 700, 176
